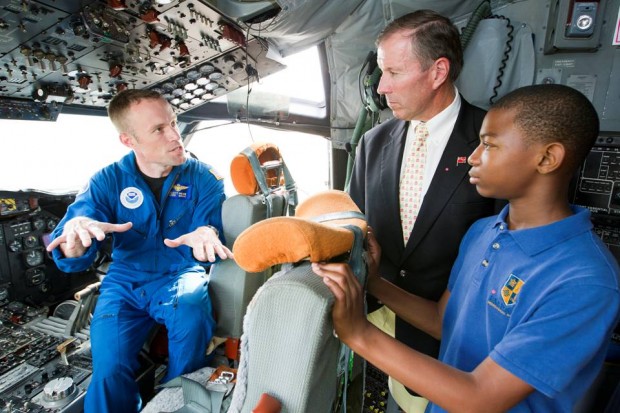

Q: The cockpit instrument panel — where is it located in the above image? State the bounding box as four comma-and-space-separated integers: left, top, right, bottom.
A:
572, 135, 620, 260
0, 0, 285, 116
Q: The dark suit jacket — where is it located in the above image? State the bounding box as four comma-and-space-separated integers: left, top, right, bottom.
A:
349, 98, 500, 363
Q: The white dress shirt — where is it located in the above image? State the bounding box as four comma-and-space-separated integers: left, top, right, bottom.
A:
399, 89, 462, 207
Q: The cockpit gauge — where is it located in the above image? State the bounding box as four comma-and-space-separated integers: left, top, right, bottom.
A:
47, 218, 58, 231
25, 268, 45, 286
24, 249, 44, 267
32, 217, 46, 231
9, 240, 21, 252
23, 235, 39, 249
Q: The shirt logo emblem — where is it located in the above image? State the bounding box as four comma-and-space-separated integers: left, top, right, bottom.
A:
169, 183, 192, 199
501, 274, 524, 306
120, 187, 144, 209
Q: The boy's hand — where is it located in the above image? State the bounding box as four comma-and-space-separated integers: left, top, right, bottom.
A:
366, 228, 382, 288
312, 262, 369, 344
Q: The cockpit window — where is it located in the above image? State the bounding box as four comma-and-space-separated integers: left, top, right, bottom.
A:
1, 114, 128, 193
186, 46, 330, 202
1, 47, 328, 198
186, 122, 330, 202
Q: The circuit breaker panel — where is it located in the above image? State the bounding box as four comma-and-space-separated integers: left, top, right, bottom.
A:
0, 0, 285, 118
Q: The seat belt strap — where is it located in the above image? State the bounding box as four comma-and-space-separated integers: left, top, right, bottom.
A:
337, 225, 367, 413
158, 376, 232, 413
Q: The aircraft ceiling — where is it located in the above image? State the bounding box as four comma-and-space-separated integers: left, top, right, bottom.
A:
0, 0, 512, 122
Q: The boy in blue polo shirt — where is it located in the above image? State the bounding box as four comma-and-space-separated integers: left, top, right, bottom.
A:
313, 84, 620, 412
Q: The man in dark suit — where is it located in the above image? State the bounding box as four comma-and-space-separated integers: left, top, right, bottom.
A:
348, 10, 499, 412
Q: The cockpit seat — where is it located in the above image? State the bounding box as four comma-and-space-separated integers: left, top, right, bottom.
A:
226, 189, 367, 413
142, 142, 296, 412
209, 142, 297, 358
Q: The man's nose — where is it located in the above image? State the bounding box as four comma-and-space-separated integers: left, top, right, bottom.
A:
166, 127, 181, 141
377, 75, 389, 94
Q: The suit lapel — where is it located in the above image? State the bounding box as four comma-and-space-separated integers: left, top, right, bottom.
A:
400, 103, 481, 263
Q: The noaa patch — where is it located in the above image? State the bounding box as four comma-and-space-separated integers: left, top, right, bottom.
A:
501, 274, 524, 306
120, 187, 144, 209
169, 183, 192, 199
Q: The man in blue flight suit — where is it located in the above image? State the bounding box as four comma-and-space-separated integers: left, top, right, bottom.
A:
46, 89, 234, 413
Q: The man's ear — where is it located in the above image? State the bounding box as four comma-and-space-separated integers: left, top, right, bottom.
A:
119, 132, 133, 148
538, 142, 566, 174
431, 57, 450, 89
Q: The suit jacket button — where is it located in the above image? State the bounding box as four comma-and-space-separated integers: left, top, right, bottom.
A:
400, 270, 406, 277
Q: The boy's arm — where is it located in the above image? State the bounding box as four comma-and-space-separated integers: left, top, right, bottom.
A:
357, 324, 534, 412
312, 262, 534, 412
365, 230, 447, 339
368, 275, 448, 339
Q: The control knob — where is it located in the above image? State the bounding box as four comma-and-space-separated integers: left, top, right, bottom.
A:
43, 377, 77, 402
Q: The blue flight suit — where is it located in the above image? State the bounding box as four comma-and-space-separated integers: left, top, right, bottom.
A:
50, 152, 226, 413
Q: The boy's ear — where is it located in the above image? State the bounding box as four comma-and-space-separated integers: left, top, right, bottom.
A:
537, 142, 566, 174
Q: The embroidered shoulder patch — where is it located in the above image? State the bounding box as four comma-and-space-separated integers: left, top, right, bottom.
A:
209, 168, 224, 180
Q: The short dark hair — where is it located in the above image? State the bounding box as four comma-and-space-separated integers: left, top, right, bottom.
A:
107, 89, 167, 133
376, 10, 463, 82
492, 84, 599, 171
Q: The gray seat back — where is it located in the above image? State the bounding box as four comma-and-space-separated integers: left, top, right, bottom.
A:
209, 195, 283, 338
227, 262, 341, 413
209, 142, 296, 339
225, 191, 368, 413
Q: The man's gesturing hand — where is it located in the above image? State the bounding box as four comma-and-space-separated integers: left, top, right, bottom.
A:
164, 226, 234, 262
46, 217, 133, 258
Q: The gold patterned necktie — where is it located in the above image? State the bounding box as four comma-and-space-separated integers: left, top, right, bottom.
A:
400, 122, 429, 244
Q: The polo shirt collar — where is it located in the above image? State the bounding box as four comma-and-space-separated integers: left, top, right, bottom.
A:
494, 205, 593, 256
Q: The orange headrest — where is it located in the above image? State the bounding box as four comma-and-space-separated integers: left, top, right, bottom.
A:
230, 142, 282, 196
233, 190, 367, 272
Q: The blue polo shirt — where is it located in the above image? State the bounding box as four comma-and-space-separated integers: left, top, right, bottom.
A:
428, 205, 620, 412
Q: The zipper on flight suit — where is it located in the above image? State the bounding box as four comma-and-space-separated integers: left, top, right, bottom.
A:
158, 169, 183, 269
